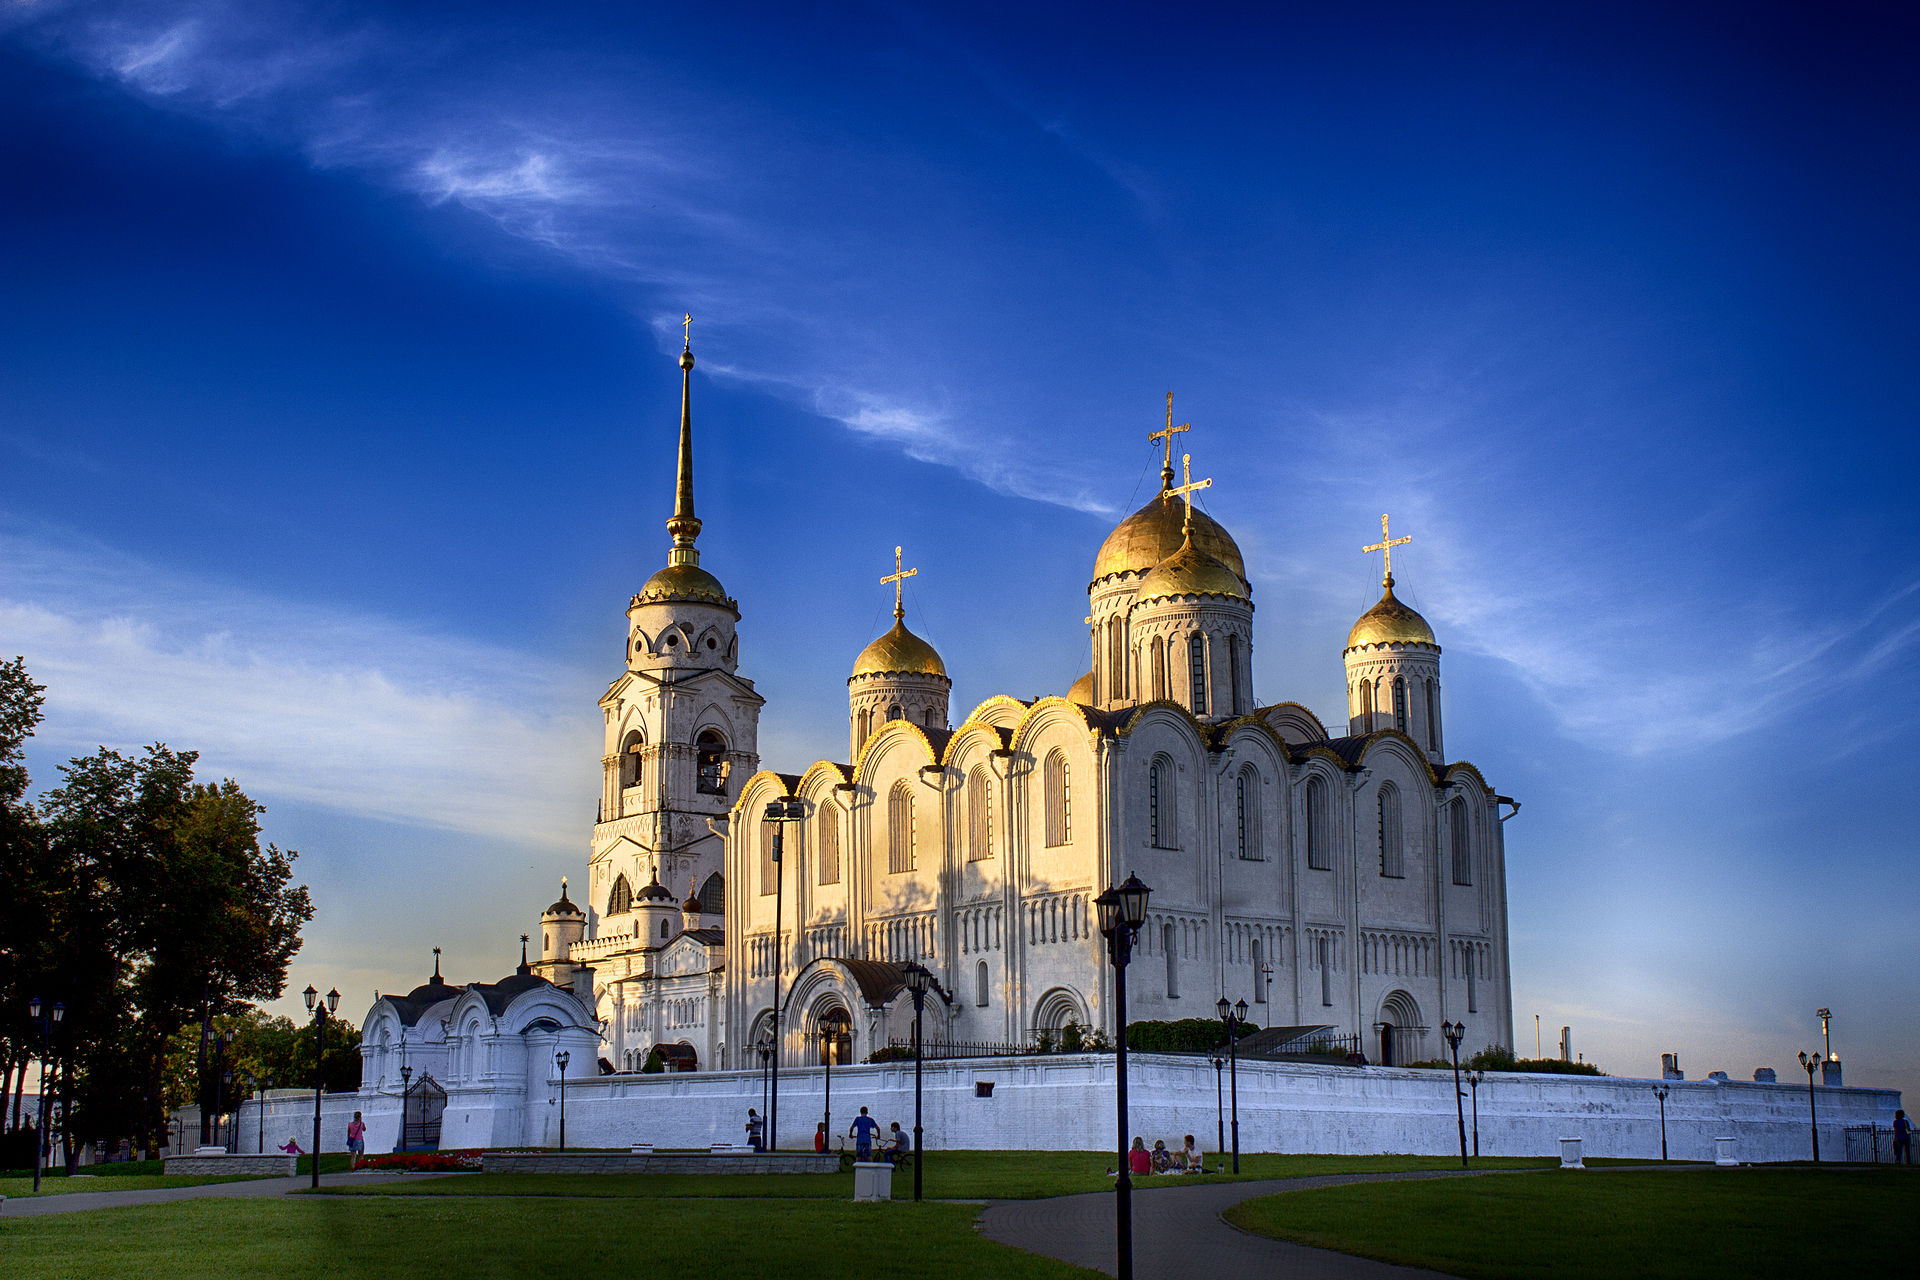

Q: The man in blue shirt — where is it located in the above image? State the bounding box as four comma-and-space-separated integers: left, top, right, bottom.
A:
849, 1106, 879, 1160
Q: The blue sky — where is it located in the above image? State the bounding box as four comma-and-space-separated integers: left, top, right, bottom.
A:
3, 1, 1915, 1099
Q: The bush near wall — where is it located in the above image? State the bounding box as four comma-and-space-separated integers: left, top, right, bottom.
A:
1403, 1045, 1605, 1076
359, 1149, 484, 1172
1124, 1019, 1259, 1054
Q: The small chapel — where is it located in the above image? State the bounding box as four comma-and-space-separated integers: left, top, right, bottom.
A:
532, 329, 1516, 1078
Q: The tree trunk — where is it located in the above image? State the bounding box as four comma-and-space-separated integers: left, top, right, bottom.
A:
1, 1051, 19, 1131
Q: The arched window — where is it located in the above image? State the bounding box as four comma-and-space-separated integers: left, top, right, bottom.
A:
1450, 799, 1472, 886
759, 818, 779, 895
1379, 783, 1403, 878
1227, 634, 1241, 715
857, 708, 872, 744
1426, 679, 1441, 752
1148, 756, 1175, 849
886, 705, 902, 722
888, 781, 914, 873
924, 706, 940, 729
1393, 677, 1408, 733
1252, 936, 1266, 1003
1188, 633, 1207, 714
1359, 678, 1374, 726
699, 872, 725, 918
1043, 750, 1070, 846
660, 918, 670, 939
608, 874, 633, 915
967, 768, 993, 861
817, 802, 841, 885
1306, 776, 1331, 871
1108, 617, 1126, 701
1236, 766, 1261, 860
1150, 635, 1167, 700
1163, 921, 1179, 997
620, 730, 644, 788
976, 960, 990, 1007
695, 729, 729, 795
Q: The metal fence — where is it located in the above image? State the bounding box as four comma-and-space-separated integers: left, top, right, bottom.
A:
1845, 1125, 1905, 1163
885, 1037, 1032, 1060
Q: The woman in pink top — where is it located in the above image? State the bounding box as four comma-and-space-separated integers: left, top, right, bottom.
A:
1127, 1137, 1151, 1176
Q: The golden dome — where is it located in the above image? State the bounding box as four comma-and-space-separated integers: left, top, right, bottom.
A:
1067, 670, 1094, 704
1094, 490, 1245, 583
852, 616, 948, 680
634, 563, 734, 609
1134, 534, 1249, 605
1346, 578, 1436, 649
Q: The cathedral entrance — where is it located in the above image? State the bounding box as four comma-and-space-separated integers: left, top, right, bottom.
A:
815, 1006, 852, 1065
1374, 989, 1425, 1067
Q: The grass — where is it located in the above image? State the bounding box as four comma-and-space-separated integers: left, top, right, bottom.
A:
315, 1150, 1564, 1201
0, 1174, 268, 1198
1224, 1167, 1920, 1279
0, 1195, 1101, 1280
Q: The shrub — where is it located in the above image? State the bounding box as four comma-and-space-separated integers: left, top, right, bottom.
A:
641, 1049, 665, 1074
1466, 1044, 1603, 1075
360, 1149, 484, 1172
1125, 1018, 1259, 1053
865, 1044, 914, 1064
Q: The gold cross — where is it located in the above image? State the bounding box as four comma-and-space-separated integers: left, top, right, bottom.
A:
1362, 513, 1412, 584
1168, 452, 1212, 530
682, 313, 693, 349
1148, 392, 1190, 479
881, 545, 918, 617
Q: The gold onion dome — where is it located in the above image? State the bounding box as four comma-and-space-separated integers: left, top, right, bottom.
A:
1067, 671, 1095, 703
1094, 491, 1245, 583
1134, 533, 1249, 604
1346, 577, 1436, 649
852, 616, 948, 680
635, 562, 734, 608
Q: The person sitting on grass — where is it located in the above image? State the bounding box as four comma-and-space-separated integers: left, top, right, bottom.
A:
1180, 1135, 1202, 1171
1127, 1136, 1151, 1176
1150, 1140, 1173, 1173
886, 1121, 911, 1167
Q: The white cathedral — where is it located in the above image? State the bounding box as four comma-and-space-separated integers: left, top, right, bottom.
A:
501, 333, 1518, 1083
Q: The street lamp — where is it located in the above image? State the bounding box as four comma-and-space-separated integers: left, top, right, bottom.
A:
303, 984, 340, 1189
820, 1009, 848, 1148
555, 1049, 571, 1151
399, 1065, 413, 1152
1441, 1020, 1468, 1169
903, 961, 933, 1201
1095, 873, 1151, 1280
1651, 1084, 1670, 1161
1466, 1069, 1484, 1158
1798, 1051, 1823, 1163
762, 795, 806, 1152
1209, 1053, 1225, 1162
1215, 996, 1249, 1173
27, 997, 64, 1194
1816, 1008, 1832, 1062
755, 1037, 772, 1148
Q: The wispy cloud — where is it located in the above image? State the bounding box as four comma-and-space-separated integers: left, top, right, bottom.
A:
0, 525, 598, 850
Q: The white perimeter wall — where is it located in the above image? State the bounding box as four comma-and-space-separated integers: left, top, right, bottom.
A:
331, 1054, 1899, 1164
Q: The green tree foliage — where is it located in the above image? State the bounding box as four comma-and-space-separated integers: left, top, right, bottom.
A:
162, 1009, 361, 1111
0, 658, 51, 1140
1124, 1018, 1261, 1053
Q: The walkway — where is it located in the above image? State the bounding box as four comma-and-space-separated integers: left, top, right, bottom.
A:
981, 1170, 1482, 1279
0, 1171, 446, 1218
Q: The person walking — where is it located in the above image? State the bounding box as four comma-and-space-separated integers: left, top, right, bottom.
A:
346, 1112, 366, 1169
849, 1105, 879, 1161
1895, 1109, 1911, 1164
745, 1108, 765, 1152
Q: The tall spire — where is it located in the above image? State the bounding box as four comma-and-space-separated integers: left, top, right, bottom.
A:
666, 313, 702, 567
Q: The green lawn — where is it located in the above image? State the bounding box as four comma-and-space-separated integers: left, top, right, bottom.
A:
0, 1195, 1101, 1280
317, 1150, 1562, 1201
0, 1174, 268, 1198
1225, 1167, 1920, 1279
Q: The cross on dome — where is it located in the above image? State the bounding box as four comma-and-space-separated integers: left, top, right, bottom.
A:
881, 545, 919, 620
1362, 513, 1412, 586
682, 312, 692, 350
1149, 393, 1190, 486
1168, 452, 1212, 532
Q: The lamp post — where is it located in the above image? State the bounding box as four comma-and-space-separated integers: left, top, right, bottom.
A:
211, 1028, 235, 1150
302, 984, 339, 1189
399, 1065, 412, 1152
1215, 996, 1249, 1173
763, 796, 806, 1153
555, 1049, 571, 1151
1798, 1051, 1823, 1163
1209, 1054, 1225, 1162
257, 1076, 271, 1155
1466, 1069, 1484, 1158
1441, 1020, 1467, 1169
1651, 1084, 1670, 1161
27, 997, 64, 1194
1816, 1008, 1832, 1062
755, 1037, 772, 1148
903, 961, 932, 1201
820, 1010, 847, 1147
1095, 873, 1152, 1280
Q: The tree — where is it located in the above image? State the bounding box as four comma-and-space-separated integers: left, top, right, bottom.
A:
0, 657, 49, 1143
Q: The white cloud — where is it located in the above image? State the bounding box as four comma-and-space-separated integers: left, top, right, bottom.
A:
0, 527, 598, 850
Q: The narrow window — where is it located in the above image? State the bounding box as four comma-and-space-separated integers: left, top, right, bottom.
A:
1450, 799, 1472, 886
1227, 634, 1241, 714
1252, 937, 1266, 1002
976, 960, 990, 1007
1393, 677, 1408, 733
1426, 679, 1441, 752
1319, 936, 1332, 1007
620, 731, 644, 788
1164, 921, 1179, 998
1149, 757, 1175, 848
925, 706, 940, 729
608, 874, 633, 915
889, 782, 914, 873
700, 872, 724, 918
1044, 751, 1070, 846
967, 768, 993, 861
1151, 635, 1166, 700
887, 705, 903, 721
759, 819, 778, 895
1360, 678, 1374, 727
660, 918, 669, 939
1188, 633, 1207, 714
817, 803, 841, 885
695, 729, 729, 795
1306, 777, 1330, 871
1467, 947, 1479, 1013
1378, 784, 1403, 878
1236, 766, 1261, 860
1108, 617, 1125, 701
857, 708, 871, 744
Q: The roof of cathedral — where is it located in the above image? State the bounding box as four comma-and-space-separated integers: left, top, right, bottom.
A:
633, 562, 736, 610
545, 880, 584, 917
1094, 489, 1245, 583
851, 615, 948, 680
1067, 671, 1094, 704
1345, 577, 1436, 649
683, 927, 724, 945
474, 971, 551, 1014
835, 957, 953, 1008
1132, 530, 1249, 605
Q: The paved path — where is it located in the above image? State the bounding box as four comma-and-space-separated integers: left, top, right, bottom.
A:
981, 1171, 1481, 1279
0, 1171, 446, 1218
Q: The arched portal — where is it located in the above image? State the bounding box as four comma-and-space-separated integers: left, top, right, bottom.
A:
1375, 989, 1425, 1067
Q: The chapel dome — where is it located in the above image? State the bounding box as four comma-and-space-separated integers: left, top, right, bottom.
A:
1133, 535, 1249, 605
1345, 578, 1436, 649
636, 871, 676, 904
1094, 491, 1245, 583
1067, 671, 1095, 704
634, 563, 734, 609
544, 882, 584, 917
852, 617, 948, 680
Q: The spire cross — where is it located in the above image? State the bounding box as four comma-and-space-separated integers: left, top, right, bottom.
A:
881, 545, 918, 619
1148, 392, 1190, 484
1362, 513, 1412, 585
1168, 452, 1212, 531
682, 312, 693, 350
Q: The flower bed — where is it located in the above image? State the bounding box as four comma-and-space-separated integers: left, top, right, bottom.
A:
359, 1149, 483, 1173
